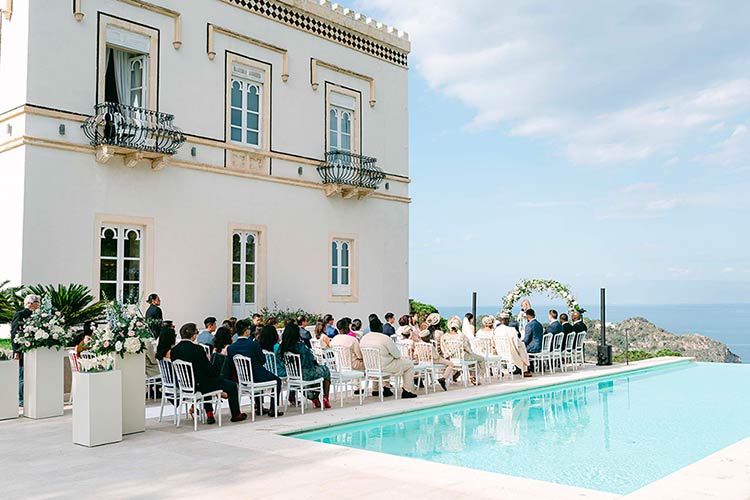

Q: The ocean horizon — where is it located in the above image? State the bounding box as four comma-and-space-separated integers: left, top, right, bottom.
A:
438, 303, 750, 364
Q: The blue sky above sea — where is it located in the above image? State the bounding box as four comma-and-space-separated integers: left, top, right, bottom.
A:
345, 1, 750, 307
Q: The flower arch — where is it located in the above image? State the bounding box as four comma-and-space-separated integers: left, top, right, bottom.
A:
501, 279, 582, 315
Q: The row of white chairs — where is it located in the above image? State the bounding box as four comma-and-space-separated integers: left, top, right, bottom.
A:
528, 331, 587, 375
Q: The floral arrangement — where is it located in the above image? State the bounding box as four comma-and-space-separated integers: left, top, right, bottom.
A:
12, 297, 72, 352
501, 279, 582, 315
0, 348, 13, 361
89, 301, 153, 358
77, 354, 115, 373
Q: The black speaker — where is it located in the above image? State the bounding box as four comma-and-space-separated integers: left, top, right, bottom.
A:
597, 345, 613, 366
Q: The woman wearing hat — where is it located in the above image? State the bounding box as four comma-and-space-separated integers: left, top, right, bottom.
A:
417, 314, 451, 391
440, 316, 485, 385
476, 316, 496, 339
495, 312, 530, 376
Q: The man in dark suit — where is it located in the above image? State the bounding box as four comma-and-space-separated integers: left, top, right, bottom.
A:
227, 319, 283, 416
559, 313, 574, 346
522, 309, 543, 354
545, 310, 563, 336
171, 323, 246, 424
145, 293, 163, 339
382, 312, 396, 337
11, 294, 40, 406
571, 311, 588, 333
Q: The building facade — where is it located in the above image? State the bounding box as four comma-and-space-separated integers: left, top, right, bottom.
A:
0, 0, 410, 326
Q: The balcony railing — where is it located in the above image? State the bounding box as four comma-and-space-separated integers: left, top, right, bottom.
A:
317, 150, 385, 194
82, 102, 186, 156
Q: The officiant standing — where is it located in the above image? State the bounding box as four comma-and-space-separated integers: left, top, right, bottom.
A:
516, 299, 531, 334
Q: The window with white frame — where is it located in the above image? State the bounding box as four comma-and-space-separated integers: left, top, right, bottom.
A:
231, 231, 257, 315
104, 26, 150, 107
99, 225, 143, 303
331, 239, 352, 296
328, 91, 356, 152
230, 63, 264, 147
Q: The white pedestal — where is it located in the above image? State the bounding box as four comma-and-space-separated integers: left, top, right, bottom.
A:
73, 371, 122, 447
114, 352, 145, 435
23, 348, 64, 419
0, 360, 19, 420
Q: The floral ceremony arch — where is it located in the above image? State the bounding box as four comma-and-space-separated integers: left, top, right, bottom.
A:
501, 279, 582, 314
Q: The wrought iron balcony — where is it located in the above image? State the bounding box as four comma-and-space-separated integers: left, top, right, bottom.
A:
317, 150, 385, 198
82, 102, 186, 167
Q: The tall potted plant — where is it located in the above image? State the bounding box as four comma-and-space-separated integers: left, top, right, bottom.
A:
13, 297, 71, 419
90, 301, 152, 434
0, 348, 18, 420
73, 354, 122, 447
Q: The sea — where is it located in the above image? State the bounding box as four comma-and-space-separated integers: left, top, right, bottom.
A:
439, 303, 750, 364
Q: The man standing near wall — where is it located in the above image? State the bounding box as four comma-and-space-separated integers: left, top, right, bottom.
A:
11, 294, 40, 406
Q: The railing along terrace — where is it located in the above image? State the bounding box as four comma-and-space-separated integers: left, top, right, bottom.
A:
82, 102, 186, 155
317, 150, 385, 190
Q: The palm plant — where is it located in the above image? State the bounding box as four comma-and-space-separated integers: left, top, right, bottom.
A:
25, 284, 105, 326
0, 280, 25, 324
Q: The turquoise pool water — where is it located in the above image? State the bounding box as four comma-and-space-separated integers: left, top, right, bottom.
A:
294, 362, 750, 494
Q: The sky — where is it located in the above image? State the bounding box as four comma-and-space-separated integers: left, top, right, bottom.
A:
348, 0, 750, 306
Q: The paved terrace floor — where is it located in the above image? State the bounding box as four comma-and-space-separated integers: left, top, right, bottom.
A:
1, 357, 748, 500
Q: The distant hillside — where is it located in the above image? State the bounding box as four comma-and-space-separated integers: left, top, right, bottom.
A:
582, 317, 741, 363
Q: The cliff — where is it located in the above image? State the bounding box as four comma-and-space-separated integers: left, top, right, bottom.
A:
582, 317, 741, 363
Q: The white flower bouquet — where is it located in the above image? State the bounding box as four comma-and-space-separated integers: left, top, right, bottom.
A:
77, 354, 115, 373
12, 297, 72, 352
90, 301, 153, 358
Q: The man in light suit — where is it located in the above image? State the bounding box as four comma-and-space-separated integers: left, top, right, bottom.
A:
523, 309, 543, 354
360, 331, 418, 399
545, 310, 563, 335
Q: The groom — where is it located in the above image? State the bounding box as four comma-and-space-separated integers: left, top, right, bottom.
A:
523, 308, 543, 356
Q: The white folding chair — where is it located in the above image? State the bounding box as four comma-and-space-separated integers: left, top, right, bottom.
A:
157, 358, 179, 424
493, 334, 517, 380
233, 354, 278, 421
327, 348, 364, 407
562, 333, 576, 368
442, 338, 479, 387
361, 347, 401, 403
528, 334, 553, 375
200, 344, 211, 359
66, 350, 78, 404
551, 333, 565, 372
172, 360, 225, 431
574, 332, 587, 367
413, 342, 442, 393
283, 352, 325, 414
470, 337, 504, 382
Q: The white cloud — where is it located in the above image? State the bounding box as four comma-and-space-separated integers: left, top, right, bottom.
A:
355, 0, 750, 167
695, 124, 750, 169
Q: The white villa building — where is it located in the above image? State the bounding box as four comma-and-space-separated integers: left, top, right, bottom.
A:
0, 0, 410, 326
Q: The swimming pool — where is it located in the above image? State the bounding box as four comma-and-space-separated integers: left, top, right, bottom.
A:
294, 362, 750, 494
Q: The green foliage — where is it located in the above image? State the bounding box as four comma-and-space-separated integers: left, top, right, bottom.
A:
26, 284, 105, 326
409, 299, 448, 331
0, 281, 25, 324
0, 338, 11, 350
613, 349, 683, 363
257, 302, 322, 328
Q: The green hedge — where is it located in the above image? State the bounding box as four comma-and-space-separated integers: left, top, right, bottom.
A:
613, 349, 682, 363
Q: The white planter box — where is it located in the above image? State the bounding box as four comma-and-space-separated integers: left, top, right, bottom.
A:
73, 370, 122, 447
23, 348, 64, 419
0, 360, 19, 420
114, 352, 145, 435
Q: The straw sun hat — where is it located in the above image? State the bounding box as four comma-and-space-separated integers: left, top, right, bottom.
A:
425, 313, 441, 326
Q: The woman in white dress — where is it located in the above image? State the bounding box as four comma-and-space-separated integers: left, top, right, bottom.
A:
462, 313, 475, 339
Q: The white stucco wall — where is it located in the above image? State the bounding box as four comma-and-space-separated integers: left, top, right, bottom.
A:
0, 1, 29, 112
21, 145, 409, 325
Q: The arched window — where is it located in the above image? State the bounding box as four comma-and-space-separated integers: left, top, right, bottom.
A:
331, 239, 352, 296
232, 231, 257, 313
230, 63, 264, 147
99, 225, 143, 303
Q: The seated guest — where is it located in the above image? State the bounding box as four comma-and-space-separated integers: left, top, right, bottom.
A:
258, 324, 280, 353
227, 319, 283, 416
545, 310, 563, 335
73, 321, 93, 355
196, 317, 217, 347
265, 316, 278, 328
314, 320, 332, 348
368, 314, 384, 334
351, 318, 364, 339
395, 315, 415, 352
476, 316, 495, 339
523, 309, 544, 354
440, 316, 485, 384
417, 328, 451, 391
361, 330, 418, 399
382, 312, 396, 337
560, 313, 574, 334
155, 325, 176, 360
494, 312, 530, 377
324, 314, 338, 339
571, 311, 588, 333
251, 313, 261, 328
277, 323, 332, 408
330, 325, 364, 371
210, 327, 233, 380
336, 317, 354, 337
171, 323, 247, 424
298, 315, 312, 347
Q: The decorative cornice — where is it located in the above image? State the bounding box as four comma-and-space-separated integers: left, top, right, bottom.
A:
208, 24, 289, 81
220, 0, 409, 67
311, 58, 375, 107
